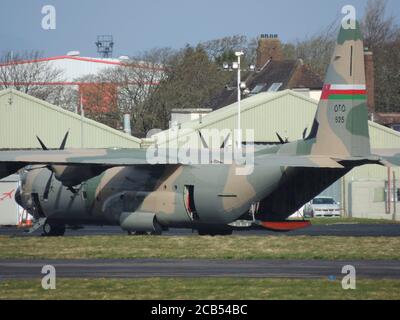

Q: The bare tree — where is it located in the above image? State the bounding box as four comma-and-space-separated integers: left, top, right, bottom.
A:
0, 51, 64, 101
362, 0, 397, 50
289, 20, 339, 77
104, 49, 168, 135
70, 49, 168, 134
361, 0, 400, 112
199, 35, 258, 67
200, 35, 248, 61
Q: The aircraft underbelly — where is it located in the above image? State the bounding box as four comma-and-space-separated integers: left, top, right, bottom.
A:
184, 164, 283, 224
258, 167, 350, 221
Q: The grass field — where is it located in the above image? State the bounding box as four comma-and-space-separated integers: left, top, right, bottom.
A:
1, 278, 399, 300
1, 235, 400, 260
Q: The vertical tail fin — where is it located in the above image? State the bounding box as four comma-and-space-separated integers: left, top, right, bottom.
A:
308, 20, 371, 157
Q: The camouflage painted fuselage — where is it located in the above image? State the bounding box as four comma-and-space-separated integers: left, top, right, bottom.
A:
17, 141, 350, 229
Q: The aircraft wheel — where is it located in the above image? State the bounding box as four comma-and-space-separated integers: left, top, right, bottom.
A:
198, 229, 233, 236
150, 229, 162, 236
126, 221, 163, 236
127, 231, 147, 235
150, 220, 163, 235
42, 223, 66, 237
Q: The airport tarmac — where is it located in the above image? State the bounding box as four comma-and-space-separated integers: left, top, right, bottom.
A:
1, 223, 400, 237
0, 259, 399, 279
1, 224, 400, 281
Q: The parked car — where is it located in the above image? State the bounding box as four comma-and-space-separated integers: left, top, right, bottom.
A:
303, 197, 341, 218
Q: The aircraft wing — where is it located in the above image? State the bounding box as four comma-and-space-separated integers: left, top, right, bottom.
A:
0, 148, 346, 182
0, 148, 349, 169
0, 149, 150, 183
0, 148, 150, 166
0, 148, 390, 187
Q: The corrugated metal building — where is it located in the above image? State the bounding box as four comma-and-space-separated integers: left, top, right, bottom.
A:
145, 90, 318, 147
145, 90, 400, 220
0, 88, 141, 225
0, 89, 141, 149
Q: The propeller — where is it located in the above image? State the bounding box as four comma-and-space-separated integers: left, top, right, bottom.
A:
198, 131, 209, 149
220, 132, 231, 149
302, 127, 308, 140
198, 130, 231, 149
36, 131, 70, 200
276, 132, 289, 144
36, 130, 69, 151
59, 131, 69, 150
36, 136, 48, 151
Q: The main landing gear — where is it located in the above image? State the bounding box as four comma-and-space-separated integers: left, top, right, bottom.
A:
197, 228, 233, 236
42, 222, 66, 236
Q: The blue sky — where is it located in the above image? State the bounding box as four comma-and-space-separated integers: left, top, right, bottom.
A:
1, 0, 399, 57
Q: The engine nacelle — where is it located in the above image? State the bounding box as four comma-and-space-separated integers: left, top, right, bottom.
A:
52, 165, 109, 187
120, 211, 162, 233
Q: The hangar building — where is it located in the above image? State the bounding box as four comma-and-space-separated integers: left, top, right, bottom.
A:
0, 89, 141, 225
144, 90, 400, 221
0, 89, 141, 149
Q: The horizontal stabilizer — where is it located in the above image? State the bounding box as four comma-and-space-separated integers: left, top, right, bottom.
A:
370, 149, 400, 167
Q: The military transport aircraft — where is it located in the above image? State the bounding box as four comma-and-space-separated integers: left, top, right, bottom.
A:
1, 19, 399, 236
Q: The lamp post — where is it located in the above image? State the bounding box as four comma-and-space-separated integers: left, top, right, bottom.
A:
222, 55, 255, 151
234, 51, 244, 150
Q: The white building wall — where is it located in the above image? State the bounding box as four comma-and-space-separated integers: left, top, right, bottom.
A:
0, 175, 20, 226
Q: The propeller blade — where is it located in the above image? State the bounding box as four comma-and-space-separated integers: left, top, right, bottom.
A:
36, 136, 48, 150
276, 132, 285, 144
302, 127, 308, 140
220, 133, 231, 149
43, 171, 54, 200
198, 130, 209, 149
59, 130, 70, 150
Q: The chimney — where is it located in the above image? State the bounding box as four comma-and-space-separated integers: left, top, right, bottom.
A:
364, 51, 375, 116
256, 34, 282, 69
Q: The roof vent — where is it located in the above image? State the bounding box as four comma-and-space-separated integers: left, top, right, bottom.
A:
66, 51, 80, 56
